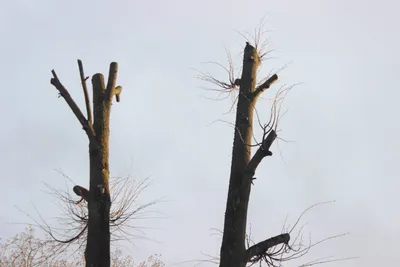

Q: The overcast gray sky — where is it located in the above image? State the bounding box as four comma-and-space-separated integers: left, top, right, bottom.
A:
1, 0, 399, 266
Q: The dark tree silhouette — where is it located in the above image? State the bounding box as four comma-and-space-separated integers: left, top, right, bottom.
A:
198, 30, 354, 265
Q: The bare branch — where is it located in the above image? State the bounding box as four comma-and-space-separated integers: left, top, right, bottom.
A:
50, 225, 88, 244
0, 226, 83, 266
252, 73, 278, 99
233, 15, 275, 62
22, 173, 162, 252
196, 68, 237, 92
298, 256, 359, 266
245, 83, 294, 181
77, 59, 93, 125
287, 201, 335, 235
50, 70, 95, 139
104, 62, 122, 103
106, 62, 118, 93
0, 226, 160, 266
194, 46, 241, 112
245, 233, 290, 263
246, 129, 277, 178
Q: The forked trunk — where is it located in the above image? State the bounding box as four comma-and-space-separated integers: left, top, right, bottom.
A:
50, 61, 122, 267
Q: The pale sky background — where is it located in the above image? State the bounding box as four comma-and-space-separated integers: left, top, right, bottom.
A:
1, 0, 399, 266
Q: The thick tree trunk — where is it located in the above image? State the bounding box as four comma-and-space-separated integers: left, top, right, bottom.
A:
85, 140, 111, 267
219, 42, 281, 267
219, 43, 261, 267
84, 70, 116, 267
50, 61, 121, 267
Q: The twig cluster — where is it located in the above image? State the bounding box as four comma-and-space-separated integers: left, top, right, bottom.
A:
244, 202, 355, 267
17, 172, 161, 260
68, 176, 157, 237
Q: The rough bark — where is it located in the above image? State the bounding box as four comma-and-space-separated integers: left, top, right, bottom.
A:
219, 42, 278, 267
50, 61, 122, 267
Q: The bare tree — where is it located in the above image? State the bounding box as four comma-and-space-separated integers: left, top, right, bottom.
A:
15, 60, 160, 266
199, 32, 342, 266
196, 16, 361, 264
0, 226, 73, 267
49, 60, 123, 266
209, 40, 286, 267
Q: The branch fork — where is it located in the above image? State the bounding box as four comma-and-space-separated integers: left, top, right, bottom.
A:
245, 129, 277, 179
50, 60, 122, 140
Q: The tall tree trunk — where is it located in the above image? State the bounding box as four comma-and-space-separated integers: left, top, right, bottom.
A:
219, 43, 260, 267
85, 72, 113, 267
219, 43, 281, 267
50, 61, 122, 267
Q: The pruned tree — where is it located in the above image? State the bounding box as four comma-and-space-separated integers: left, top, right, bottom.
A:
210, 40, 286, 267
198, 33, 334, 266
49, 60, 123, 266
196, 20, 357, 265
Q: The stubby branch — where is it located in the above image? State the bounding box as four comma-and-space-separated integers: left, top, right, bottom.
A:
106, 62, 118, 93
73, 185, 89, 202
252, 74, 278, 99
50, 70, 95, 139
246, 130, 277, 176
114, 86, 122, 102
104, 62, 122, 103
48, 61, 124, 266
245, 233, 290, 262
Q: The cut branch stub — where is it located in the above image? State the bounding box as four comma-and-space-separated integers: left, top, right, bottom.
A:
241, 42, 261, 94
252, 73, 278, 99
245, 129, 277, 179
234, 78, 241, 87
114, 86, 122, 102
261, 129, 277, 154
92, 74, 106, 137
73, 185, 89, 202
246, 233, 290, 262
104, 62, 121, 103
106, 62, 118, 93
